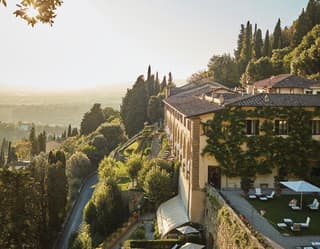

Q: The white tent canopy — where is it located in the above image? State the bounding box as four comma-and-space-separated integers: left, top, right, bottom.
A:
157, 195, 189, 237
179, 242, 205, 249
176, 225, 199, 235
280, 180, 320, 208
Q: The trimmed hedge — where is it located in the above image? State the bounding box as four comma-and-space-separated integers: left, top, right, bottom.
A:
123, 239, 178, 249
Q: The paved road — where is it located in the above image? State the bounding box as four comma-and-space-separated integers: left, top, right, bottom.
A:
56, 173, 98, 249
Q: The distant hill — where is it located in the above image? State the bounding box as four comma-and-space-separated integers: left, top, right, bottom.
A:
0, 85, 128, 126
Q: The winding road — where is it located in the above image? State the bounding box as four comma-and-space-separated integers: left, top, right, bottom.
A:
55, 173, 98, 249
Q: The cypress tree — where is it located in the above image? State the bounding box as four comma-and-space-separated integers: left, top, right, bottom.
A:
235, 24, 245, 61
263, 30, 271, 57
38, 131, 46, 153
29, 125, 39, 156
305, 0, 320, 27
273, 18, 282, 49
160, 76, 167, 92
147, 65, 152, 81
254, 28, 263, 59
71, 128, 79, 137
239, 21, 253, 73
292, 9, 312, 47
154, 72, 160, 95
67, 124, 72, 137
168, 72, 174, 87
120, 75, 148, 137
0, 140, 5, 167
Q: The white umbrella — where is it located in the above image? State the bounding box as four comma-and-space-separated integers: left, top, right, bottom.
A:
176, 225, 199, 235
280, 180, 320, 208
179, 242, 205, 249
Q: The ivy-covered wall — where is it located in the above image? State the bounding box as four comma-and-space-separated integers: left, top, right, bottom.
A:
203, 106, 320, 186
205, 186, 270, 249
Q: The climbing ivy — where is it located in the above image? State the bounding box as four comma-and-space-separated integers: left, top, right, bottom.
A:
203, 107, 320, 181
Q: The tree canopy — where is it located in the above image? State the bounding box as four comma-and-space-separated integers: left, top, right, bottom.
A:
0, 0, 62, 26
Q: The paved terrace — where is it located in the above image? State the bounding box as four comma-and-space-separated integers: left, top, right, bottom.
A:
221, 190, 320, 249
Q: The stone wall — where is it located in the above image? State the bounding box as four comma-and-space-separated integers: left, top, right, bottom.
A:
204, 186, 270, 249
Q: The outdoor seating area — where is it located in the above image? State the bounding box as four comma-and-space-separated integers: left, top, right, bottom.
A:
249, 194, 320, 235
277, 216, 311, 232
294, 241, 320, 249
248, 188, 275, 201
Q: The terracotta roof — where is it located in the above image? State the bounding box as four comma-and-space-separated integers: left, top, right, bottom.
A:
227, 94, 320, 107
253, 74, 317, 89
170, 79, 227, 95
253, 74, 291, 88
164, 82, 320, 117
165, 96, 223, 117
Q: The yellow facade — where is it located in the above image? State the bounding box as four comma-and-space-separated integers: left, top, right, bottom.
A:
165, 98, 320, 224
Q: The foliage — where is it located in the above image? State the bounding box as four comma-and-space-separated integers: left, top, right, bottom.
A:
103, 107, 120, 122
207, 54, 240, 88
80, 103, 106, 135
0, 168, 42, 249
0, 0, 62, 26
202, 1, 320, 86
69, 224, 93, 249
147, 95, 164, 124
66, 152, 94, 201
124, 239, 179, 249
46, 151, 68, 236
144, 166, 172, 208
95, 122, 126, 153
288, 25, 320, 79
241, 57, 273, 83
80, 157, 128, 247
203, 107, 320, 181
129, 226, 146, 240
187, 70, 213, 84
66, 151, 93, 179
121, 75, 149, 138
127, 154, 143, 182
121, 66, 168, 137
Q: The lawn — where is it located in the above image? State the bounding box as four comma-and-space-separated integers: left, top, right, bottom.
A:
248, 194, 320, 235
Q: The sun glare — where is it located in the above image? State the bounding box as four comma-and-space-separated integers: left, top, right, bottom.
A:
25, 5, 39, 18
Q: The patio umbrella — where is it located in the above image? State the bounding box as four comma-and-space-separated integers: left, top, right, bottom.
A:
280, 180, 320, 208
179, 242, 205, 249
176, 225, 199, 235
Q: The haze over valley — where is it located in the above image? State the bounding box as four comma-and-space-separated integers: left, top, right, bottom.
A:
0, 84, 127, 126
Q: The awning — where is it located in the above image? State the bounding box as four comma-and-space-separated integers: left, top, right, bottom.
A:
157, 195, 189, 237
176, 225, 199, 235
179, 242, 205, 249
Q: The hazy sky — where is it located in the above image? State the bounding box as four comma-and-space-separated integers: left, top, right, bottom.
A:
0, 0, 308, 90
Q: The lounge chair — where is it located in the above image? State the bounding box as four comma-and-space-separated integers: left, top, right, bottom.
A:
249, 188, 262, 199
299, 217, 311, 228
267, 190, 275, 199
260, 190, 275, 200
308, 198, 319, 210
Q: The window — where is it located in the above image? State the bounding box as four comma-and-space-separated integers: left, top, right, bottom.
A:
246, 120, 260, 135
275, 120, 288, 135
311, 120, 320, 135
305, 90, 313, 95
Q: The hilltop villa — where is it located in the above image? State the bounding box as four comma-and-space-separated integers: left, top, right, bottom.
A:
157, 76, 320, 237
